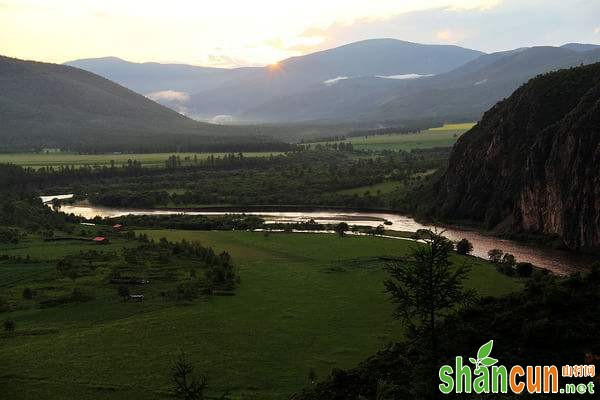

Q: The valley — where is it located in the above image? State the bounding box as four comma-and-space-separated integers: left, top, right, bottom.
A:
0, 228, 521, 400
1, 9, 599, 400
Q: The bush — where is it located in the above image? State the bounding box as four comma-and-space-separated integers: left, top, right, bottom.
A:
487, 248, 503, 263
169, 281, 202, 302
334, 222, 350, 237
205, 258, 239, 291
502, 253, 516, 267
455, 239, 473, 255
516, 262, 534, 277
39, 288, 93, 308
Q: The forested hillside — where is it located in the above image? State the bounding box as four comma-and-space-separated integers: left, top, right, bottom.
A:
0, 56, 285, 152
419, 63, 600, 252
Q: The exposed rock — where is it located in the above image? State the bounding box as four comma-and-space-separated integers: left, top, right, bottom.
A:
430, 63, 600, 251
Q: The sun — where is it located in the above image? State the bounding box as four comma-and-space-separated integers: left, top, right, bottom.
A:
268, 62, 281, 72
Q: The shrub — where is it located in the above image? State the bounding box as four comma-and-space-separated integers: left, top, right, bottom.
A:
206, 261, 239, 290
39, 288, 93, 308
334, 222, 350, 237
455, 239, 473, 255
516, 262, 534, 277
502, 253, 516, 267
487, 249, 503, 263
171, 352, 207, 400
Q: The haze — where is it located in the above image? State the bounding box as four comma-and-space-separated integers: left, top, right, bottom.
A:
1, 0, 598, 67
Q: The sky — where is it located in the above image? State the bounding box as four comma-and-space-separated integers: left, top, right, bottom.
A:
1, 0, 599, 67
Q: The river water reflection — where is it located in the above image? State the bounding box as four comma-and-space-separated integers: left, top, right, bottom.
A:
47, 195, 593, 276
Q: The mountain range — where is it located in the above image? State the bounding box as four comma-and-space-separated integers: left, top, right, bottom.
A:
67, 40, 600, 126
3, 39, 599, 152
0, 56, 285, 152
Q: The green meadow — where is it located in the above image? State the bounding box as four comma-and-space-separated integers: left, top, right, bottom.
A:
312, 123, 475, 152
0, 123, 476, 170
428, 122, 476, 131
0, 230, 521, 400
0, 152, 281, 169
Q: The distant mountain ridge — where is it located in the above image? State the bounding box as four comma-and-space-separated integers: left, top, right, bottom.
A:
66, 57, 258, 96
0, 56, 284, 152
560, 43, 600, 52
67, 40, 600, 127
244, 46, 600, 123
67, 39, 484, 120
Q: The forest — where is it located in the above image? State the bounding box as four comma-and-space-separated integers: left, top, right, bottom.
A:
14, 147, 449, 213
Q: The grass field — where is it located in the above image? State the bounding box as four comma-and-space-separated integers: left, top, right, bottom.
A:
0, 152, 282, 169
428, 122, 476, 131
0, 230, 521, 400
311, 123, 475, 152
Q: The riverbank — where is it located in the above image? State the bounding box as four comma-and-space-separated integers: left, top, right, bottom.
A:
48, 198, 595, 275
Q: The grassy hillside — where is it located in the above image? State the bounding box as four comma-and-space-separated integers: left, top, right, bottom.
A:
0, 56, 285, 153
0, 230, 521, 400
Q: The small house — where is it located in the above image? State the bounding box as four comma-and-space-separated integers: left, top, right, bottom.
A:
112, 224, 124, 231
93, 236, 109, 244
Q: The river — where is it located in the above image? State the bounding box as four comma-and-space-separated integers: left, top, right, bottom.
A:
43, 194, 594, 276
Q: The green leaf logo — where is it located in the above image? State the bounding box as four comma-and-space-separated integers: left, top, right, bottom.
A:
470, 340, 498, 372
481, 357, 498, 366
477, 340, 493, 359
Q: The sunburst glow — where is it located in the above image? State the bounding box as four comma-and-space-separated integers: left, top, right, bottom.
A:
0, 0, 598, 66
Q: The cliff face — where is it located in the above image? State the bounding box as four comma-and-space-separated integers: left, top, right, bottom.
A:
432, 63, 600, 251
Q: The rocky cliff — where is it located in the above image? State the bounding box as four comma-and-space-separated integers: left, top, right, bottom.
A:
430, 63, 600, 251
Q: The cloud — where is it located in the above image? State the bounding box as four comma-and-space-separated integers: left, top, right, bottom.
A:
3, 0, 599, 67
323, 76, 349, 86
147, 90, 190, 103
260, 35, 327, 60
446, 0, 503, 11
203, 53, 262, 68
296, 0, 600, 54
377, 74, 434, 79
211, 115, 236, 124
435, 29, 468, 43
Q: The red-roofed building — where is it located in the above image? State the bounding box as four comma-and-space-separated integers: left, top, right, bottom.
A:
93, 236, 109, 244
112, 224, 123, 231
